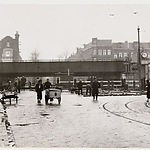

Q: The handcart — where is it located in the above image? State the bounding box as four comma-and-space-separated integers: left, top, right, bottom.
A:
1, 89, 18, 105
45, 87, 61, 105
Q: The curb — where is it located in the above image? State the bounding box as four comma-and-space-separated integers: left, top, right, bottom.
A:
0, 100, 16, 147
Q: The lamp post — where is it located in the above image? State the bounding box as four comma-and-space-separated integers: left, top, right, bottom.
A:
68, 68, 70, 90
137, 26, 141, 92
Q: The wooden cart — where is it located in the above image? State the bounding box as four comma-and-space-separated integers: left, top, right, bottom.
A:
45, 88, 61, 105
1, 90, 18, 105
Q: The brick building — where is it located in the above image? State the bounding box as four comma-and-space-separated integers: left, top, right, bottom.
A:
0, 32, 22, 62
68, 38, 150, 62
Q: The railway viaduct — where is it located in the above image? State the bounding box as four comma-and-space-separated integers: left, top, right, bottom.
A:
0, 60, 125, 79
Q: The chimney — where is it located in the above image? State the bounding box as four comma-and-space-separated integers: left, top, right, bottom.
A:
92, 38, 97, 44
15, 31, 19, 40
124, 41, 129, 48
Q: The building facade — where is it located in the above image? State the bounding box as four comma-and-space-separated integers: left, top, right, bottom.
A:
68, 38, 141, 62
68, 38, 150, 80
68, 38, 150, 62
0, 32, 22, 62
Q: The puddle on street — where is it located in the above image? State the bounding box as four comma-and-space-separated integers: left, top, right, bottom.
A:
40, 113, 50, 116
73, 104, 82, 106
13, 122, 39, 126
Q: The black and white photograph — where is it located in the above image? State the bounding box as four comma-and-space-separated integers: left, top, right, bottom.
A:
0, 0, 150, 148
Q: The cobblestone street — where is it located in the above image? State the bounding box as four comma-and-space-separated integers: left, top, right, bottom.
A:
2, 90, 150, 148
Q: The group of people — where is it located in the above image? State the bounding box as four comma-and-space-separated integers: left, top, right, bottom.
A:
7, 76, 27, 93
6, 77, 52, 104
7, 77, 150, 104
35, 78, 52, 103
77, 78, 100, 101
78, 78, 150, 102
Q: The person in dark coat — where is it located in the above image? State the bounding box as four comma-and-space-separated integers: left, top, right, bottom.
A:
14, 78, 18, 91
77, 80, 83, 95
86, 84, 91, 96
44, 78, 52, 89
14, 77, 21, 93
28, 80, 31, 90
35, 79, 43, 103
21, 76, 26, 91
92, 78, 99, 100
146, 80, 150, 102
17, 77, 21, 93
7, 80, 13, 91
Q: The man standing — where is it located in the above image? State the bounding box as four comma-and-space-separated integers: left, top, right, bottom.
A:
92, 78, 99, 100
21, 76, 26, 91
35, 79, 43, 104
17, 77, 21, 93
44, 78, 52, 89
77, 79, 83, 95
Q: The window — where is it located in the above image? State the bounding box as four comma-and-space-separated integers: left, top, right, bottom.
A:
93, 57, 97, 61
131, 52, 134, 58
6, 42, 10, 47
114, 54, 117, 58
98, 50, 102, 55
103, 50, 107, 55
124, 53, 128, 58
2, 48, 13, 57
107, 50, 111, 55
119, 53, 122, 58
93, 49, 97, 55
118, 43, 123, 48
5, 50, 11, 57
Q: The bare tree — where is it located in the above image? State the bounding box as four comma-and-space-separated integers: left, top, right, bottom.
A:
30, 49, 40, 62
29, 49, 40, 84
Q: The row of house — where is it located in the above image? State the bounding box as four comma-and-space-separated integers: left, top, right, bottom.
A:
68, 37, 150, 62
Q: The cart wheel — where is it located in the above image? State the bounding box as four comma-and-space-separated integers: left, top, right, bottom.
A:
16, 97, 18, 104
45, 96, 49, 105
58, 98, 61, 105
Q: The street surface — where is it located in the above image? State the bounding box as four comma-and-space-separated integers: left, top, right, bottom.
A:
3, 90, 150, 148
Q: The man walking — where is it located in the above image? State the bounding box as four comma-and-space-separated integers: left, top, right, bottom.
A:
35, 79, 43, 104
92, 77, 99, 100
77, 79, 83, 95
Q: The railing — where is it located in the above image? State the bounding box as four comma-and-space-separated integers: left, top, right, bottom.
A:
1, 59, 127, 62
57, 79, 142, 91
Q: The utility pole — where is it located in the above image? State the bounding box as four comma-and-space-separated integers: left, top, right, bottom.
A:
68, 68, 70, 90
137, 26, 141, 92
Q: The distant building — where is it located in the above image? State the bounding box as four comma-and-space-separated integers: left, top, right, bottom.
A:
68, 37, 150, 63
0, 32, 22, 62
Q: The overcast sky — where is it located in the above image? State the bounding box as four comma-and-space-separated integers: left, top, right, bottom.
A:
0, 0, 150, 60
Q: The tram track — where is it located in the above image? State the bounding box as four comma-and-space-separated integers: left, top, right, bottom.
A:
102, 101, 150, 126
125, 100, 140, 113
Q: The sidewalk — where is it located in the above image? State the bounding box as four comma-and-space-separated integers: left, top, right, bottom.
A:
0, 101, 8, 147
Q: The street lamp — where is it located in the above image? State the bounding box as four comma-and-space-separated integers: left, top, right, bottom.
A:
137, 26, 141, 92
